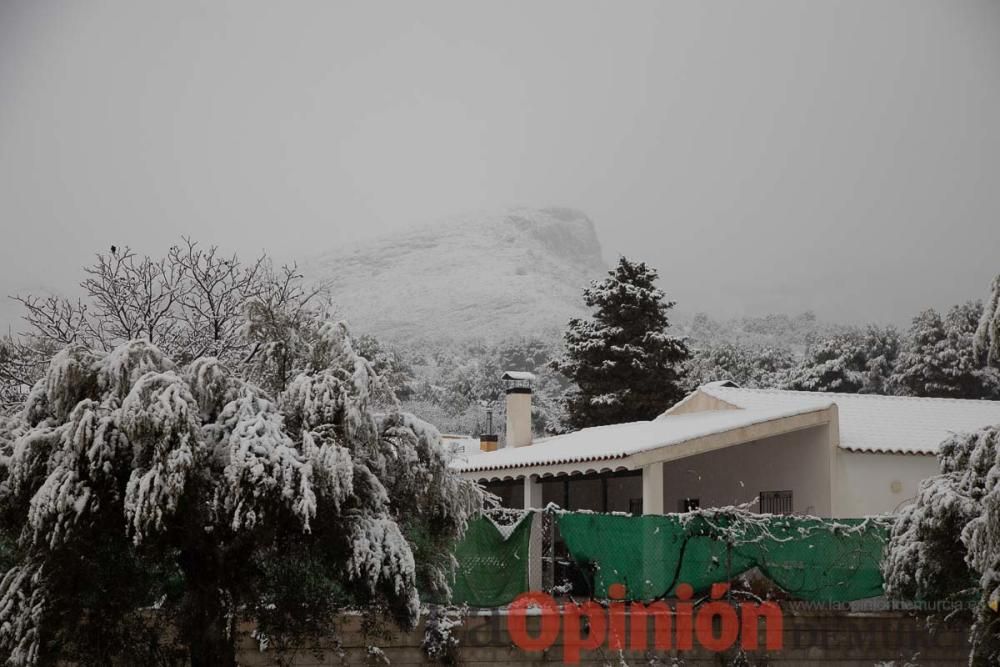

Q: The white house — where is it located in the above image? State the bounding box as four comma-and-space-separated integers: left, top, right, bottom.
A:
453, 378, 1000, 518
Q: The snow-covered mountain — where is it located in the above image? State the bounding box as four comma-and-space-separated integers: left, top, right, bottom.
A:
304, 207, 607, 343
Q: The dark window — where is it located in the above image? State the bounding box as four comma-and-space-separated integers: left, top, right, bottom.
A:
628, 498, 643, 516
483, 480, 523, 509
678, 497, 700, 512
759, 490, 793, 515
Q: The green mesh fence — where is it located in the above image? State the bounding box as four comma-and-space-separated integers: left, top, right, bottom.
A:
451, 514, 532, 607
450, 511, 893, 607
556, 512, 892, 603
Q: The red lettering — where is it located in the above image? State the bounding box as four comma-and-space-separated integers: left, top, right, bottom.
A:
694, 583, 739, 651
563, 601, 607, 664
741, 601, 783, 650
608, 584, 626, 650
675, 583, 694, 650
508, 592, 561, 652
629, 600, 672, 650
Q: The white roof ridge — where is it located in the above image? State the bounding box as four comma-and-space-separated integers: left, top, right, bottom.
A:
695, 383, 1000, 456
535, 405, 831, 446
703, 384, 1000, 406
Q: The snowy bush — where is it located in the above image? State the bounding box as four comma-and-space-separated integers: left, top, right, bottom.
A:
686, 342, 795, 389
0, 323, 482, 666
684, 310, 828, 353
891, 303, 1000, 399
399, 334, 571, 437
421, 605, 466, 664
786, 325, 900, 394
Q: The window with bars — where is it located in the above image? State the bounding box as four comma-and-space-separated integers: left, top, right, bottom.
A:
759, 490, 793, 515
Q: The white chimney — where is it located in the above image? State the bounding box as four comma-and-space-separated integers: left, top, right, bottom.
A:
502, 371, 535, 447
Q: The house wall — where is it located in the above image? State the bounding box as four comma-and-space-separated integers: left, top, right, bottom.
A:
833, 449, 940, 517
658, 425, 833, 516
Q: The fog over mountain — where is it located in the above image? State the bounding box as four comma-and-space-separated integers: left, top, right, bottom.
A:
2, 1, 999, 333
304, 207, 606, 343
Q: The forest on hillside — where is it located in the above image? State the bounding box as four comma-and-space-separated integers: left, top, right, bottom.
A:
378, 300, 999, 439
2, 242, 998, 443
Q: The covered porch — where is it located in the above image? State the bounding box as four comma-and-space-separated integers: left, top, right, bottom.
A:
483, 468, 645, 513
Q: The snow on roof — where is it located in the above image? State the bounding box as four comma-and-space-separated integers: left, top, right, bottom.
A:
453, 403, 831, 474
502, 371, 536, 382
696, 385, 1000, 455
441, 434, 483, 458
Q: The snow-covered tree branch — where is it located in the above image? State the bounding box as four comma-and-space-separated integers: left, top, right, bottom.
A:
975, 274, 1000, 367
884, 426, 1000, 665
0, 321, 482, 666
5, 241, 334, 411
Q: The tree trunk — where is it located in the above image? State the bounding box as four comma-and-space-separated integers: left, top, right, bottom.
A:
180, 547, 238, 667
188, 608, 236, 667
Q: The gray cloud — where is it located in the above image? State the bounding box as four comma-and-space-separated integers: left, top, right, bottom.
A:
2, 0, 999, 333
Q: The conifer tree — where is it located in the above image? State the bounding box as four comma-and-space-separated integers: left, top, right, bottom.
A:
891, 309, 954, 397
553, 257, 689, 429
944, 301, 1000, 399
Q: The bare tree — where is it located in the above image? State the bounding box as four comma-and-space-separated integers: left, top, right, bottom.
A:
0, 331, 61, 412
10, 295, 92, 347
168, 238, 269, 361
243, 262, 329, 394
6, 240, 329, 406
80, 246, 187, 349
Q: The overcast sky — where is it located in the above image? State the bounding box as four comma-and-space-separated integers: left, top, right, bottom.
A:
2, 0, 999, 333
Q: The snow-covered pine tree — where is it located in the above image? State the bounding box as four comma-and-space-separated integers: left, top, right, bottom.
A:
944, 301, 1000, 399
785, 326, 900, 394
974, 274, 1000, 367
891, 304, 999, 399
0, 323, 482, 666
866, 327, 903, 393
552, 256, 689, 429
890, 309, 953, 397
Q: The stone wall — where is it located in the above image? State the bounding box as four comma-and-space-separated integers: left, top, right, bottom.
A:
236, 608, 970, 666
